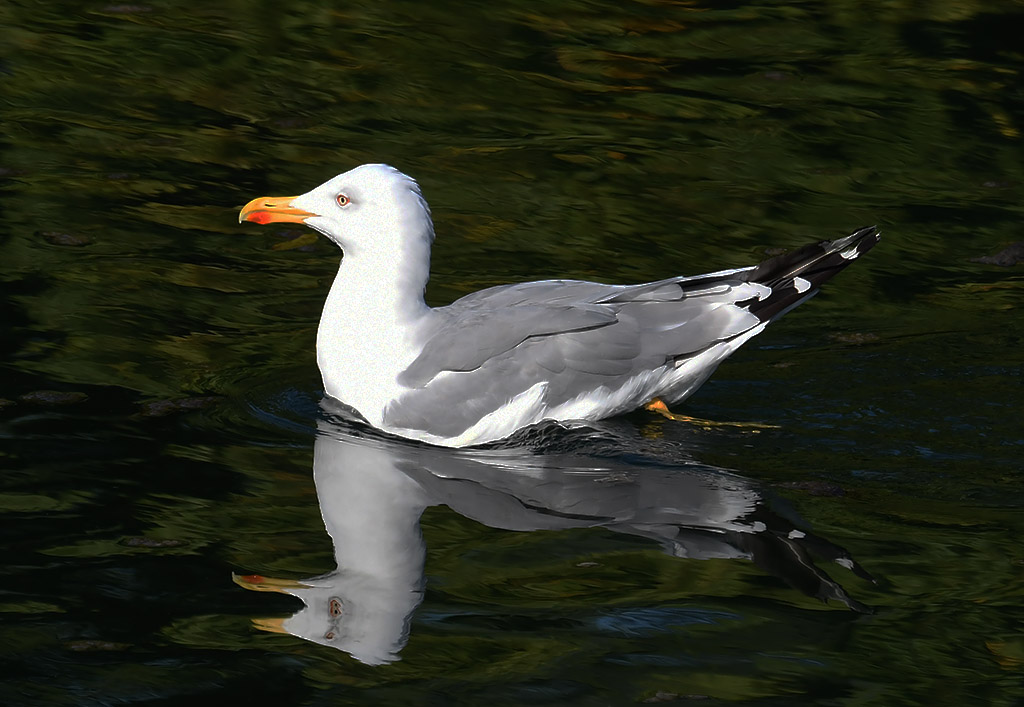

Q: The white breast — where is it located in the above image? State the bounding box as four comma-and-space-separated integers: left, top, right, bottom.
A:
316, 272, 424, 426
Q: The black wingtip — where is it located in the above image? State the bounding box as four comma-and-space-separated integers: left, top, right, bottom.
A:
740, 226, 879, 322
743, 226, 880, 286
830, 225, 880, 255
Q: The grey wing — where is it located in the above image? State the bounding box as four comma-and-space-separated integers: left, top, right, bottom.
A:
386, 227, 880, 440
397, 302, 619, 388
386, 276, 767, 439
399, 272, 761, 385
398, 278, 679, 388
448, 271, 754, 308
447, 279, 629, 308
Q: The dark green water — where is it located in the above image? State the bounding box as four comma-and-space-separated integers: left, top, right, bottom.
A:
2, 1, 1023, 704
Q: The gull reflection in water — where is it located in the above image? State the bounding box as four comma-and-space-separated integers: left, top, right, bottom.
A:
235, 402, 873, 665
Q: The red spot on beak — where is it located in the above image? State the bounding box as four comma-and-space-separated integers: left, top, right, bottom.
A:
238, 195, 311, 225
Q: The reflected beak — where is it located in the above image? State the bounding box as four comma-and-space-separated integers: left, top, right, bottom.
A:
238, 195, 315, 225
232, 573, 310, 594
251, 617, 288, 635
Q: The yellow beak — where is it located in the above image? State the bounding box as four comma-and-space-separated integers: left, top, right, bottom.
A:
251, 617, 289, 635
238, 196, 315, 225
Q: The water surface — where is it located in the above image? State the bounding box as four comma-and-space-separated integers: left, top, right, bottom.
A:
2, 0, 1023, 704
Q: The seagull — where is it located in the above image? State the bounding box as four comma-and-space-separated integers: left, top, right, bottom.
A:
240, 164, 878, 447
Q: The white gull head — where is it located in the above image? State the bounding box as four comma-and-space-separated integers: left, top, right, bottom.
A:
291, 163, 434, 258
239, 165, 437, 427
239, 163, 434, 266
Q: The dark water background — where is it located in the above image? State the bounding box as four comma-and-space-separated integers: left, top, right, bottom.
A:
2, 1, 1023, 704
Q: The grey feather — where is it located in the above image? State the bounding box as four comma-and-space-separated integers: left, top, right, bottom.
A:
384, 228, 879, 441
386, 280, 766, 438
398, 303, 618, 388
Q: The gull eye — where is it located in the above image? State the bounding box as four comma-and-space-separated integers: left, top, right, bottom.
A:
324, 631, 336, 640
336, 194, 350, 207
329, 597, 343, 617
